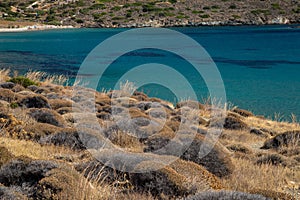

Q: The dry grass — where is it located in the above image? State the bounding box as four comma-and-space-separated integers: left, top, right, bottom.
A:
220, 129, 264, 146
244, 116, 300, 134
110, 131, 144, 153
221, 158, 300, 198
0, 68, 11, 82
25, 70, 68, 85
0, 136, 156, 200
67, 164, 154, 200
0, 136, 76, 160
119, 81, 137, 95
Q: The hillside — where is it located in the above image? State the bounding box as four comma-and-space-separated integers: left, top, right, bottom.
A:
0, 0, 299, 28
0, 69, 299, 199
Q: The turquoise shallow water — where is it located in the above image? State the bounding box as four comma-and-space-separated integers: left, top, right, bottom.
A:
0, 25, 299, 120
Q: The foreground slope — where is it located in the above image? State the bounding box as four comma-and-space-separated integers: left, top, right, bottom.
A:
0, 73, 299, 199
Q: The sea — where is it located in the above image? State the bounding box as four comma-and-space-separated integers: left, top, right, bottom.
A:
0, 25, 299, 121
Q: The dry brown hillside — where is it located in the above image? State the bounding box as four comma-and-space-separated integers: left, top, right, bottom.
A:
0, 69, 299, 199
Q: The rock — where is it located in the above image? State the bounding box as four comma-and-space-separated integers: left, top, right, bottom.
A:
186, 190, 269, 200
255, 153, 289, 166
232, 107, 254, 117
28, 108, 67, 127
227, 144, 252, 154
27, 85, 39, 92
261, 130, 300, 149
57, 107, 78, 115
0, 186, 28, 200
96, 112, 112, 120
0, 158, 57, 186
209, 114, 248, 130
250, 128, 268, 137
30, 86, 51, 94
112, 97, 138, 108
39, 128, 85, 150
18, 95, 50, 108
145, 108, 167, 119
0, 82, 15, 89
223, 116, 248, 130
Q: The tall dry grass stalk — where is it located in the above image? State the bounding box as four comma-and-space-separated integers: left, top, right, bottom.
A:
290, 113, 298, 124
0, 68, 11, 82
25, 70, 68, 85
25, 70, 46, 82
120, 80, 137, 95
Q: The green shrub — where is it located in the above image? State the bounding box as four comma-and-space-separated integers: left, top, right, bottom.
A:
76, 19, 84, 23
211, 5, 220, 9
111, 6, 121, 11
229, 4, 237, 9
251, 9, 270, 15
292, 7, 300, 13
232, 14, 241, 19
271, 3, 280, 9
8, 76, 38, 88
10, 102, 18, 109
192, 10, 204, 14
200, 14, 210, 18
89, 3, 105, 10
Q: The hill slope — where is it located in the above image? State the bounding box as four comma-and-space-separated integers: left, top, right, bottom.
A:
0, 0, 299, 28
0, 71, 299, 199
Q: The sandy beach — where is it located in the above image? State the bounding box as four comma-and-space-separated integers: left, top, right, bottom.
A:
0, 24, 74, 33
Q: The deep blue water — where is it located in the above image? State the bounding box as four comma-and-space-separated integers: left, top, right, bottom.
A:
0, 25, 299, 120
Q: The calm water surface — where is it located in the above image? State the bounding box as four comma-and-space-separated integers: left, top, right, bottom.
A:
0, 25, 299, 120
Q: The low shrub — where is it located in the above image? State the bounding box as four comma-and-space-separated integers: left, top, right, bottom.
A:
8, 76, 38, 88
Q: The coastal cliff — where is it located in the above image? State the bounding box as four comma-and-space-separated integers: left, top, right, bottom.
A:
0, 70, 299, 199
0, 0, 299, 29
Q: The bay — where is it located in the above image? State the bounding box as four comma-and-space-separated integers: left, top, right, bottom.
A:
0, 25, 299, 120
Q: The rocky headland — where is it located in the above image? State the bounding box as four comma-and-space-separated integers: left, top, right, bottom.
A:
0, 70, 299, 199
0, 0, 299, 29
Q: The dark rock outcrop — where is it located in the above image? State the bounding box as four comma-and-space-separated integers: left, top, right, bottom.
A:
18, 95, 50, 109
261, 130, 300, 149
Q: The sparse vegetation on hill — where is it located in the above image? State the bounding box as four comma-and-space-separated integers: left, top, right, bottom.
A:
0, 69, 299, 199
0, 0, 299, 28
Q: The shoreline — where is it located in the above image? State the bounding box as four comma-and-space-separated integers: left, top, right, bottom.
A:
0, 24, 75, 33
0, 22, 299, 33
